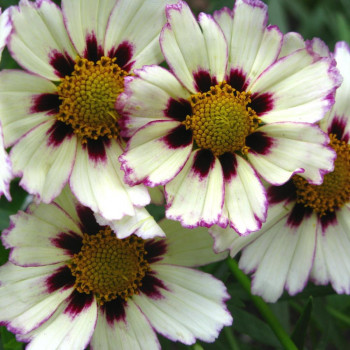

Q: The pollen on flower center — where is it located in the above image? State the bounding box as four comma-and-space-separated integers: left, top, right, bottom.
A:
57, 56, 128, 143
183, 82, 259, 156
293, 134, 350, 216
68, 227, 150, 305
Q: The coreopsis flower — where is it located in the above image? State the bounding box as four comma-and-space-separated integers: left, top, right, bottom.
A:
0, 0, 176, 220
210, 41, 350, 302
0, 187, 231, 349
0, 7, 12, 200
118, 0, 339, 235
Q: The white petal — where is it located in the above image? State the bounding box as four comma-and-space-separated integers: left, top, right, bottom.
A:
0, 8, 11, 59
120, 121, 192, 186
62, 0, 115, 56
91, 301, 159, 350
158, 219, 228, 266
118, 66, 190, 137
0, 122, 12, 200
104, 0, 174, 69
23, 293, 97, 350
95, 207, 165, 240
165, 150, 224, 228
70, 140, 150, 221
213, 7, 233, 47
241, 213, 317, 302
228, 0, 269, 79
9, 0, 76, 80
133, 265, 232, 344
10, 120, 77, 203
3, 201, 81, 266
160, 1, 208, 93
219, 155, 267, 235
278, 32, 305, 58
247, 123, 335, 185
0, 262, 72, 334
250, 49, 340, 124
0, 70, 56, 146
311, 207, 350, 293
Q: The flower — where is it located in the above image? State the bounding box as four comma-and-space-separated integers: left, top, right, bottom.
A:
0, 0, 176, 220
0, 7, 12, 200
0, 187, 231, 349
118, 0, 339, 235
210, 41, 350, 302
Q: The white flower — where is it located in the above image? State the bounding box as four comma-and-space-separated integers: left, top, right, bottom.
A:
210, 41, 350, 302
0, 0, 176, 220
0, 187, 231, 349
118, 0, 339, 235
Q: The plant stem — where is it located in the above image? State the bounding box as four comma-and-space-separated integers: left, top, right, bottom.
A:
227, 258, 298, 350
224, 327, 240, 350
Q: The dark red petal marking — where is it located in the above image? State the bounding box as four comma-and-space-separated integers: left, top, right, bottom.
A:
108, 41, 134, 72
101, 298, 127, 325
246, 131, 274, 155
286, 203, 313, 228
49, 51, 75, 78
84, 33, 104, 62
250, 92, 274, 116
192, 149, 215, 178
46, 121, 74, 147
144, 239, 167, 263
328, 115, 350, 143
51, 231, 83, 256
162, 124, 193, 149
193, 70, 217, 93
46, 265, 75, 293
83, 138, 109, 163
64, 290, 94, 318
227, 68, 248, 92
320, 211, 337, 233
219, 152, 237, 181
165, 98, 192, 122
31, 93, 60, 115
140, 271, 167, 299
268, 180, 297, 204
76, 205, 101, 236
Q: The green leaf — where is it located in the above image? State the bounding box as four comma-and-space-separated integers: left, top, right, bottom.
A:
0, 327, 23, 350
291, 297, 313, 349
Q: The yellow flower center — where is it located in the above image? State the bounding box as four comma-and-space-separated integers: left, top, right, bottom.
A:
57, 56, 128, 143
293, 134, 350, 216
68, 227, 149, 305
183, 82, 259, 156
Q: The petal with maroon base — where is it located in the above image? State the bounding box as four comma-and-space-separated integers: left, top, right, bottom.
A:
165, 149, 224, 228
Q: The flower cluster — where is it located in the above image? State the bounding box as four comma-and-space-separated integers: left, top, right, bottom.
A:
0, 0, 349, 349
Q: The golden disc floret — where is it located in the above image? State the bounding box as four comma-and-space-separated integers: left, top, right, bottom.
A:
57, 56, 128, 143
68, 227, 150, 305
183, 82, 259, 156
293, 134, 350, 216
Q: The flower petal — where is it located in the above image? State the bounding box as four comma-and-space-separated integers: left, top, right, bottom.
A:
250, 49, 340, 124
240, 213, 317, 302
158, 219, 228, 266
120, 121, 193, 186
278, 32, 305, 59
219, 155, 267, 235
118, 65, 190, 137
160, 1, 209, 93
70, 140, 150, 221
95, 207, 165, 240
0, 8, 11, 59
165, 149, 224, 228
247, 122, 335, 185
91, 301, 160, 350
0, 70, 57, 146
133, 265, 232, 345
311, 207, 350, 293
0, 123, 12, 200
9, 0, 76, 80
3, 201, 81, 266
10, 120, 77, 203
62, 0, 115, 57
104, 0, 173, 70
